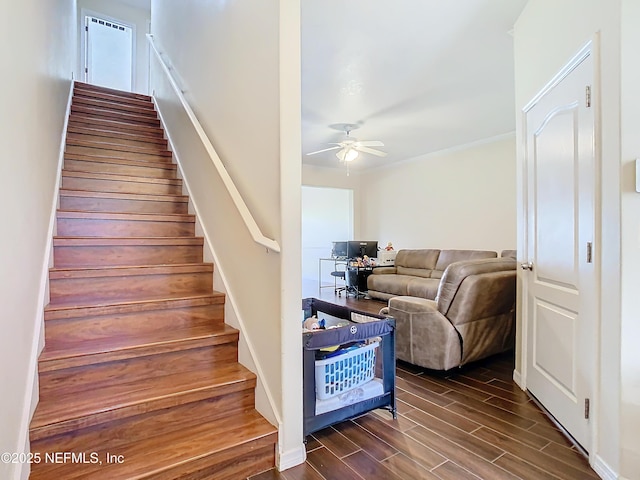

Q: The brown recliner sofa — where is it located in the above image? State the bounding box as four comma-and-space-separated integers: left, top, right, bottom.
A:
382, 257, 516, 370
367, 249, 498, 301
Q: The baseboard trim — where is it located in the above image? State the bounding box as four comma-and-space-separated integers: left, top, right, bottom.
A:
277, 443, 306, 471
593, 455, 618, 480
513, 368, 524, 389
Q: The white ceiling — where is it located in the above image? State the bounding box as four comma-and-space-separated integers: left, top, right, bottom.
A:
117, 0, 527, 171
115, 0, 151, 11
301, 0, 528, 172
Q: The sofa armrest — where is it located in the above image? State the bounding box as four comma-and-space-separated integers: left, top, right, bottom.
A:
372, 266, 396, 275
444, 270, 516, 365
388, 296, 462, 370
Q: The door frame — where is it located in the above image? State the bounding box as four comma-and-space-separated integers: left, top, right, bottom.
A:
79, 8, 137, 91
517, 39, 602, 461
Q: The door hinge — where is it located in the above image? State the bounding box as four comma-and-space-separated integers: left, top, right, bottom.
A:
584, 398, 590, 419
85, 67, 88, 74
586, 242, 593, 263
586, 86, 591, 107
85, 25, 88, 32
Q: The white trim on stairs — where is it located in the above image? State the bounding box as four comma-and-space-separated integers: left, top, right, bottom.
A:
16, 77, 75, 480
152, 95, 282, 428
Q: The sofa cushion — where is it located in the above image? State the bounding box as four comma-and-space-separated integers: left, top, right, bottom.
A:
431, 250, 497, 279
395, 249, 440, 278
367, 274, 416, 297
406, 277, 441, 299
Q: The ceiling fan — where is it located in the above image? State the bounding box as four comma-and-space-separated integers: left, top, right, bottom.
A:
306, 124, 387, 163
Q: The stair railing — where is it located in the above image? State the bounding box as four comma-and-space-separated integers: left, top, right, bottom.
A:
146, 34, 281, 253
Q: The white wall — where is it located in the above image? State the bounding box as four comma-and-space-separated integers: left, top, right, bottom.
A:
303, 164, 363, 238
150, 0, 305, 469
78, 0, 150, 94
0, 1, 77, 479
620, 0, 640, 475
359, 135, 517, 253
514, 0, 622, 476
278, 2, 304, 469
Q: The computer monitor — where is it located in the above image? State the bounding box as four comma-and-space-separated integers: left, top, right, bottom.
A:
331, 241, 348, 259
347, 241, 378, 259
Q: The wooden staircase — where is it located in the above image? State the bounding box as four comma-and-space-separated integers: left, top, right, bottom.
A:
29, 82, 277, 479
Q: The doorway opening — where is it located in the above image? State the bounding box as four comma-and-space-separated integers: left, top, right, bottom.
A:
301, 186, 354, 298
82, 13, 135, 92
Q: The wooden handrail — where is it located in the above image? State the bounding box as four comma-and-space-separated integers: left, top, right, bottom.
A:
147, 34, 281, 253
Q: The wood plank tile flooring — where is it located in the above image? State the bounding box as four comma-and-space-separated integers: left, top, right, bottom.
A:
251, 295, 598, 480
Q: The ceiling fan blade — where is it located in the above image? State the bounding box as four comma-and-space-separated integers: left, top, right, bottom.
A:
354, 140, 384, 147
356, 146, 388, 157
306, 145, 341, 155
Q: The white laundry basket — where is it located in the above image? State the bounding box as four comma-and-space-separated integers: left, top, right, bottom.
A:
314, 341, 378, 400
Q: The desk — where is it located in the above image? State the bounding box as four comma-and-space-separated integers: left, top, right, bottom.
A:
346, 265, 373, 297
318, 257, 348, 295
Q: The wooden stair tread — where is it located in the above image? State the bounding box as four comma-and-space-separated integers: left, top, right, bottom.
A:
73, 96, 157, 115
44, 294, 225, 320
40, 324, 238, 371
64, 152, 175, 170
71, 105, 161, 126
32, 386, 258, 453
61, 170, 182, 198
46, 292, 221, 310
30, 410, 276, 480
62, 170, 180, 186
72, 101, 157, 121
65, 146, 171, 163
66, 137, 170, 156
73, 89, 155, 110
66, 135, 169, 154
69, 115, 164, 136
64, 152, 178, 172
49, 262, 213, 277
53, 236, 203, 246
67, 126, 168, 145
34, 359, 254, 413
67, 125, 169, 149
64, 150, 175, 168
59, 188, 188, 204
42, 323, 236, 358
57, 210, 195, 222
31, 363, 256, 432
48, 263, 214, 307
74, 82, 152, 101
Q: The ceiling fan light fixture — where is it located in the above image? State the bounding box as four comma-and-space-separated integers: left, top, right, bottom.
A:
342, 148, 359, 162
307, 124, 386, 172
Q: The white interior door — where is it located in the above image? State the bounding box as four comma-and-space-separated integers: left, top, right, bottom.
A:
85, 15, 133, 92
523, 47, 596, 452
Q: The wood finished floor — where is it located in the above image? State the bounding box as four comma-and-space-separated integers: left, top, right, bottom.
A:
251, 294, 598, 480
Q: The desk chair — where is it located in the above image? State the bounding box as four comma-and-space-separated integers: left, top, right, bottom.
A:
330, 261, 347, 296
